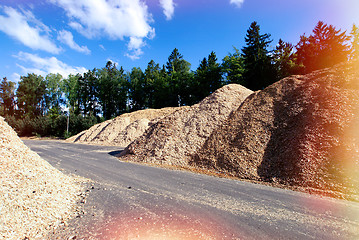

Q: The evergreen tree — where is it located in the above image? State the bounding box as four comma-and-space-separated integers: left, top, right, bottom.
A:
351, 24, 359, 62
242, 21, 276, 90
221, 47, 245, 85
144, 60, 161, 108
128, 67, 146, 111
78, 69, 100, 116
296, 21, 350, 73
207, 51, 223, 93
194, 51, 223, 101
0, 77, 16, 116
152, 64, 171, 108
165, 48, 194, 106
97, 61, 128, 119
17, 73, 47, 117
273, 39, 302, 79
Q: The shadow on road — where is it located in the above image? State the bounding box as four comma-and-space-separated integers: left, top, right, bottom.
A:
108, 150, 123, 157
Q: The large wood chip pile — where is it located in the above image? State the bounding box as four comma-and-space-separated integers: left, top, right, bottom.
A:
66, 107, 179, 147
192, 63, 359, 200
120, 84, 253, 166
0, 117, 84, 239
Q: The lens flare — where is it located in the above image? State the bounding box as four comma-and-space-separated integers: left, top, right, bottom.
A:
91, 207, 240, 240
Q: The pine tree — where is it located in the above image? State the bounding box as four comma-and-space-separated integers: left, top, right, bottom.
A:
222, 47, 245, 85
296, 21, 350, 73
207, 51, 223, 92
128, 67, 146, 111
194, 51, 223, 101
242, 21, 276, 90
165, 48, 193, 106
0, 77, 16, 116
97, 61, 128, 119
144, 60, 161, 108
273, 39, 301, 79
351, 24, 359, 62
17, 73, 47, 117
78, 69, 100, 116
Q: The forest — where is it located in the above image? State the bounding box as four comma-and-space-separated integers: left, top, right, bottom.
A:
1, 21, 358, 138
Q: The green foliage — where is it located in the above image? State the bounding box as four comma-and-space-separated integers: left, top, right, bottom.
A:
128, 67, 146, 111
165, 48, 195, 106
78, 69, 100, 116
241, 21, 276, 90
273, 39, 303, 79
45, 73, 64, 116
98, 61, 128, 119
222, 47, 245, 85
63, 74, 81, 114
144, 60, 161, 108
17, 73, 47, 117
194, 51, 223, 101
3, 21, 353, 137
296, 21, 350, 73
0, 77, 16, 116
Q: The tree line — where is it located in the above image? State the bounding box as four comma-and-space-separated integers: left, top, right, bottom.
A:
1, 21, 358, 138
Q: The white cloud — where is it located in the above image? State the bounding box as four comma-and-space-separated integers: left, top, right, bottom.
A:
159, 0, 175, 20
99, 44, 106, 51
125, 36, 146, 60
230, 0, 245, 8
49, 0, 155, 59
57, 30, 91, 54
14, 51, 87, 77
0, 6, 61, 54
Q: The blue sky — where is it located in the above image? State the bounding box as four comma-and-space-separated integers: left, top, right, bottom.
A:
0, 0, 358, 83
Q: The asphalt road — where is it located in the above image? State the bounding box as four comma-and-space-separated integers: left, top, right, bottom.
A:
24, 139, 359, 240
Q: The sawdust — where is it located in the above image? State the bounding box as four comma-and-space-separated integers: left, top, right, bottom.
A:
0, 117, 85, 239
66, 107, 179, 147
120, 84, 253, 166
192, 63, 359, 201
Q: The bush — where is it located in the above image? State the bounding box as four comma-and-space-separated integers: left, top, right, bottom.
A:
3, 113, 101, 138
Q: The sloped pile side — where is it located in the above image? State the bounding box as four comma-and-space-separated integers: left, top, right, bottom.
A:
0, 117, 83, 239
192, 63, 359, 199
120, 84, 253, 166
67, 107, 178, 147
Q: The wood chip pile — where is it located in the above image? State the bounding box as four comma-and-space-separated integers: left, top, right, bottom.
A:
120, 84, 253, 166
192, 63, 359, 200
0, 117, 84, 239
66, 107, 179, 147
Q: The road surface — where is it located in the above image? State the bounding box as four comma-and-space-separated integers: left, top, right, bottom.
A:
24, 140, 359, 240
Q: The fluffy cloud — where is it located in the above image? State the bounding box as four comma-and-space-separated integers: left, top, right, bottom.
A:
125, 37, 146, 60
57, 30, 90, 54
14, 51, 87, 78
159, 0, 175, 20
49, 0, 155, 59
0, 6, 61, 54
230, 0, 245, 8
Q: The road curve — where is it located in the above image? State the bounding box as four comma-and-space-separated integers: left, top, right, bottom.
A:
24, 139, 359, 240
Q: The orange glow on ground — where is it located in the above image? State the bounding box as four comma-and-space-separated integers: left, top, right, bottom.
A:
91, 208, 241, 240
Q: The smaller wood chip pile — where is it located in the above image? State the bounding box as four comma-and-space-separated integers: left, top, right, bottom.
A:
120, 84, 253, 166
0, 117, 83, 239
66, 107, 179, 147
192, 63, 359, 200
